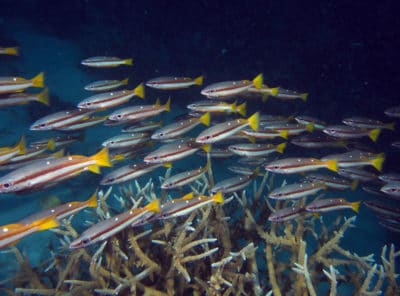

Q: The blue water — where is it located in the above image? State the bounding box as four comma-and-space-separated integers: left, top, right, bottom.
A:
0, 1, 399, 294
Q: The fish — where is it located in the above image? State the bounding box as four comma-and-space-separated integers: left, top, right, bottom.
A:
108, 98, 170, 122
260, 122, 314, 136
0, 147, 111, 193
144, 139, 210, 163
0, 215, 59, 249
0, 88, 49, 107
268, 182, 326, 200
304, 173, 357, 190
342, 117, 395, 130
265, 157, 338, 174
241, 128, 288, 140
69, 200, 160, 249
152, 192, 223, 220
364, 200, 400, 217
228, 142, 286, 157
294, 115, 326, 130
337, 167, 379, 182
323, 125, 381, 142
19, 190, 98, 224
84, 78, 129, 91
30, 109, 94, 131
244, 84, 279, 101
102, 132, 149, 149
379, 173, 400, 183
55, 116, 107, 131
122, 121, 163, 133
30, 134, 84, 150
187, 100, 247, 117
0, 149, 65, 171
380, 183, 400, 197
201, 73, 263, 98
100, 162, 171, 185
77, 83, 145, 109
210, 170, 258, 194
0, 47, 19, 56
0, 136, 26, 164
0, 72, 44, 94
321, 150, 385, 172
151, 113, 210, 140
270, 87, 308, 102
384, 106, 400, 118
161, 162, 209, 189
392, 141, 400, 149
146, 76, 203, 90
195, 112, 259, 144
81, 56, 133, 67
268, 206, 306, 222
305, 198, 361, 213
291, 134, 348, 149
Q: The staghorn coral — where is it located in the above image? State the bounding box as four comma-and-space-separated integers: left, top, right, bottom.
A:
1, 173, 399, 295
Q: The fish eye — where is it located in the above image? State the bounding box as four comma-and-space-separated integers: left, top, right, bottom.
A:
82, 238, 91, 245
159, 133, 164, 137
117, 114, 122, 119
206, 135, 211, 139
87, 102, 92, 106
39, 123, 46, 127
153, 156, 158, 160
2, 182, 11, 188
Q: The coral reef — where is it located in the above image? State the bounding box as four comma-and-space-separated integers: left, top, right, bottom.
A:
1, 172, 399, 295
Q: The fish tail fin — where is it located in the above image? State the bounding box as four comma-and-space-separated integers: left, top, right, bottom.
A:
51, 149, 65, 158
90, 147, 112, 168
31, 72, 45, 88
385, 122, 395, 131
351, 201, 362, 213
251, 168, 260, 179
194, 75, 204, 86
261, 94, 269, 102
368, 128, 381, 142
276, 142, 286, 154
199, 112, 211, 126
371, 153, 385, 172
86, 189, 98, 208
325, 159, 338, 172
15, 135, 26, 155
237, 102, 247, 117
201, 144, 211, 153
36, 216, 59, 231
163, 162, 172, 168
247, 135, 256, 143
305, 123, 315, 132
124, 58, 133, 66
212, 191, 224, 203
300, 93, 308, 102
146, 199, 160, 212
164, 97, 171, 112
252, 73, 263, 89
121, 78, 129, 85
351, 180, 359, 191
111, 153, 125, 162
269, 87, 279, 96
46, 138, 56, 151
248, 112, 259, 131
134, 83, 145, 99
279, 130, 289, 139
155, 98, 161, 106
87, 165, 101, 174
37, 87, 50, 106
4, 47, 19, 56
182, 192, 194, 200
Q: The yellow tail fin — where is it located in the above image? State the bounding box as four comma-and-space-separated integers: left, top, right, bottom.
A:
247, 112, 259, 131
163, 162, 172, 168
15, 135, 26, 155
163, 97, 171, 112
371, 153, 385, 172
134, 83, 145, 99
90, 147, 112, 167
37, 88, 50, 106
35, 216, 59, 231
124, 58, 133, 66
4, 47, 19, 56
87, 164, 101, 174
146, 199, 160, 212
300, 93, 308, 102
276, 142, 286, 154
121, 78, 129, 85
269, 87, 279, 96
182, 192, 194, 200
279, 130, 289, 139
31, 72, 44, 88
305, 123, 314, 132
199, 112, 211, 126
236, 102, 247, 117
201, 144, 211, 153
351, 180, 358, 191
194, 75, 203, 86
368, 128, 381, 142
252, 73, 263, 89
46, 138, 55, 151
86, 189, 98, 208
212, 191, 224, 204
325, 159, 338, 172
385, 122, 395, 131
351, 201, 361, 213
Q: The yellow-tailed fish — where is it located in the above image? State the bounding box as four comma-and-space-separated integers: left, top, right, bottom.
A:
268, 206, 306, 223
84, 78, 129, 91
161, 161, 209, 189
78, 83, 145, 109
30, 109, 94, 131
0, 147, 111, 193
69, 200, 160, 249
0, 88, 49, 107
305, 198, 361, 213
228, 142, 286, 157
0, 72, 44, 94
0, 136, 26, 164
342, 116, 395, 131
81, 56, 133, 67
265, 157, 338, 174
269, 182, 326, 200
321, 150, 385, 172
102, 132, 149, 149
323, 125, 381, 142
188, 100, 247, 117
146, 75, 203, 90
0, 47, 19, 56
55, 115, 107, 132
210, 169, 259, 194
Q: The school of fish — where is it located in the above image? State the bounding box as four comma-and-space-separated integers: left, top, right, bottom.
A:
1, 48, 400, 250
